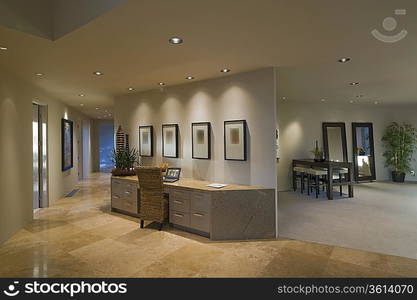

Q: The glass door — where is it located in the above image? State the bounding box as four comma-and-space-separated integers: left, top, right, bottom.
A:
352, 123, 376, 182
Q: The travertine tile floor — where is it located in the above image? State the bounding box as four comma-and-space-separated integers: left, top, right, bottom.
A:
1, 173, 416, 278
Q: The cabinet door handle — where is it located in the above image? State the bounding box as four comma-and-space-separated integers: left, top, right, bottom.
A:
113, 195, 120, 199
174, 213, 183, 218
125, 191, 131, 194
193, 213, 204, 217
174, 200, 183, 204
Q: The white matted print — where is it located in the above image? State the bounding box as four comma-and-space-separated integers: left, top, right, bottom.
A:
139, 126, 153, 157
224, 120, 247, 161
192, 122, 211, 159
162, 124, 179, 158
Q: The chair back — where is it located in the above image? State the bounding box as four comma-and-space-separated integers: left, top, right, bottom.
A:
135, 167, 168, 223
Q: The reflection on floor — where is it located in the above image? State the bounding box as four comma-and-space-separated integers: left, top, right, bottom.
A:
1, 173, 416, 278
279, 182, 417, 259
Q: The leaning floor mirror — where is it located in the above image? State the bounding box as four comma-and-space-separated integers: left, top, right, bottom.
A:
322, 122, 348, 162
352, 122, 376, 182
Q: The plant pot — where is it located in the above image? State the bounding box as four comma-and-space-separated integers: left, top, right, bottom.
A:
111, 168, 136, 177
392, 171, 405, 183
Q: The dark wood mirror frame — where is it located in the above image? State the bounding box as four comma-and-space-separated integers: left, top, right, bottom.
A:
352, 122, 376, 182
322, 122, 348, 162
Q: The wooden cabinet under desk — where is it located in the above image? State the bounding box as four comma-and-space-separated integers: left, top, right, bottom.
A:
111, 177, 140, 217
111, 176, 276, 241
168, 189, 211, 237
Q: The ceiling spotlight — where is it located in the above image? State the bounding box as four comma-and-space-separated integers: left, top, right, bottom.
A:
93, 71, 103, 76
79, 94, 85, 97
321, 98, 326, 102
128, 87, 134, 91
374, 101, 379, 104
349, 100, 354, 104
35, 73, 44, 76
80, 103, 84, 107
282, 96, 286, 100
185, 76, 194, 80
169, 37, 183, 45
158, 82, 165, 86
0, 46, 7, 51
221, 68, 231, 73
95, 107, 99, 110
338, 57, 351, 63
349, 82, 360, 86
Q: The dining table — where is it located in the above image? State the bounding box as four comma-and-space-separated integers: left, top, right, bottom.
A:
292, 159, 354, 200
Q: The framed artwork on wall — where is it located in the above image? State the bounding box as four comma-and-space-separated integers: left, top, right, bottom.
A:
224, 120, 247, 161
61, 118, 74, 171
192, 122, 211, 159
162, 124, 179, 158
139, 125, 153, 157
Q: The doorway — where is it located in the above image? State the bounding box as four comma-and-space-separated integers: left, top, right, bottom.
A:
32, 103, 48, 210
99, 123, 114, 172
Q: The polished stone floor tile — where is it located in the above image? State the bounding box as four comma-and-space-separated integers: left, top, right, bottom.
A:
0, 173, 416, 278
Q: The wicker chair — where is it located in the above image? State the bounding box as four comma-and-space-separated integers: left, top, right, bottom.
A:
135, 167, 169, 230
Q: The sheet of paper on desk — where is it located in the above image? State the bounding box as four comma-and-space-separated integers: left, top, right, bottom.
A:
206, 183, 228, 189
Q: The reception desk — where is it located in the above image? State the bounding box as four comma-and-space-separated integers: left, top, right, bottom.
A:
111, 176, 276, 241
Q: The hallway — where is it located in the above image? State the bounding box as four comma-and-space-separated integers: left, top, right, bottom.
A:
1, 173, 416, 278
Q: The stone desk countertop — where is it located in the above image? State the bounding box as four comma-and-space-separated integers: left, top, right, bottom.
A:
111, 176, 274, 192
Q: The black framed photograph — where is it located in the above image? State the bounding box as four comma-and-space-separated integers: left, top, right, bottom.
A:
192, 122, 211, 159
224, 120, 247, 161
162, 124, 179, 158
61, 118, 74, 171
139, 125, 153, 157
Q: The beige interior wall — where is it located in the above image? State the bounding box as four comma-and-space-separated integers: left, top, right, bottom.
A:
276, 101, 417, 191
114, 68, 277, 188
0, 67, 92, 243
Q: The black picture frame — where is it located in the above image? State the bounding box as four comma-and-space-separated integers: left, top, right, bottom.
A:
139, 125, 154, 157
162, 124, 179, 158
322, 122, 348, 162
192, 122, 211, 160
352, 122, 376, 182
61, 118, 74, 171
224, 120, 247, 161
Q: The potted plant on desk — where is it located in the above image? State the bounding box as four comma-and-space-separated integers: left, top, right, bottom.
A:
111, 147, 139, 176
382, 122, 417, 182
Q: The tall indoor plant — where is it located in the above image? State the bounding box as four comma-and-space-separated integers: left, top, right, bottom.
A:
382, 122, 417, 182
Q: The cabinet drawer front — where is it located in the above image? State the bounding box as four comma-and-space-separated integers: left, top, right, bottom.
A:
170, 197, 190, 213
170, 210, 190, 227
172, 189, 190, 202
111, 179, 125, 194
112, 190, 138, 214
190, 211, 210, 233
190, 192, 210, 213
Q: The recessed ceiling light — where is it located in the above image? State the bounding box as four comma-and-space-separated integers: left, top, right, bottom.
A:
338, 57, 351, 63
374, 101, 379, 104
128, 87, 134, 91
349, 100, 354, 104
221, 68, 231, 73
0, 46, 7, 51
169, 37, 183, 45
282, 96, 286, 100
185, 76, 194, 80
321, 98, 326, 102
349, 82, 360, 86
95, 107, 99, 110
35, 73, 44, 76
93, 71, 103, 76
80, 103, 84, 107
158, 82, 165, 86
79, 93, 85, 97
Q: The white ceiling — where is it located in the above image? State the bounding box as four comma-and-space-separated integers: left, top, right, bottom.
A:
0, 0, 416, 118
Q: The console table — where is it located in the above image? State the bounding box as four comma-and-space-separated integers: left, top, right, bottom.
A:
292, 159, 354, 200
111, 176, 276, 241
